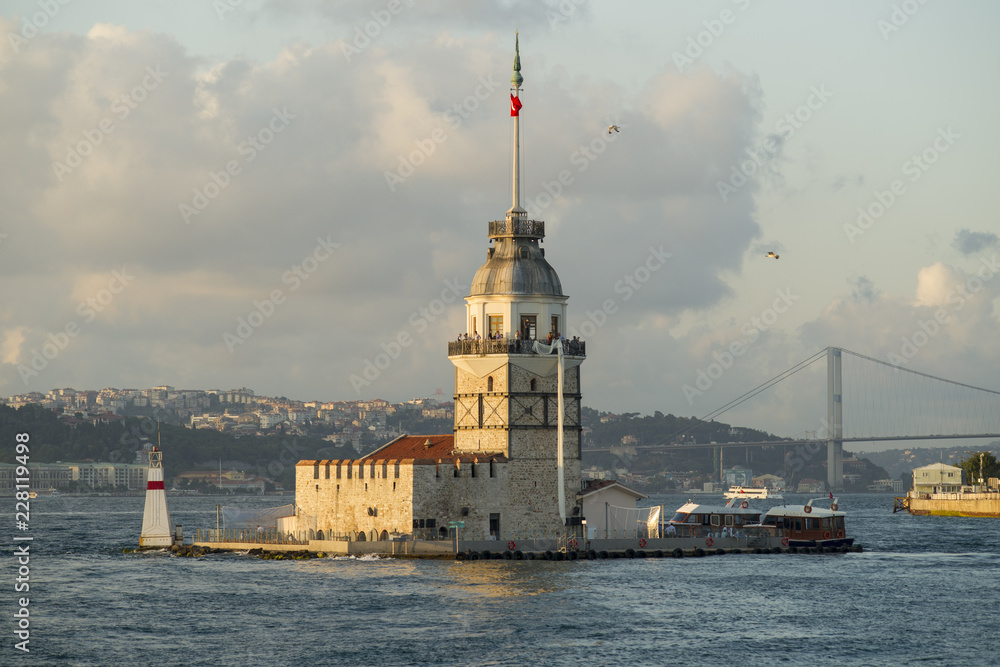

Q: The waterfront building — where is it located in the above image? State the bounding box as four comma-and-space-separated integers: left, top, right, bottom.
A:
294, 36, 587, 541
0, 461, 148, 493
912, 462, 963, 494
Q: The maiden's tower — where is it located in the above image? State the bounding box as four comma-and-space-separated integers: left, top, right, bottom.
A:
294, 36, 586, 542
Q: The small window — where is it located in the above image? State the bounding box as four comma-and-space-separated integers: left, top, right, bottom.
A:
358, 464, 363, 480
471, 463, 477, 478
530, 378, 537, 391
347, 465, 352, 479
394, 462, 400, 478
710, 515, 720, 526
313, 463, 320, 479
487, 376, 494, 392
382, 462, 388, 479
551, 315, 559, 334
453, 465, 459, 478
370, 462, 376, 478
724, 515, 734, 526
426, 519, 436, 528
519, 245, 529, 259
336, 463, 342, 479
324, 463, 330, 479
489, 460, 495, 478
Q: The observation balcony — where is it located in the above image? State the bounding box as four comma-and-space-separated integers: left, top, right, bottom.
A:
488, 219, 545, 240
447, 338, 585, 358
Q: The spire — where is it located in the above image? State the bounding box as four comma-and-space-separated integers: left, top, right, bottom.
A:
508, 32, 525, 218
511, 31, 523, 88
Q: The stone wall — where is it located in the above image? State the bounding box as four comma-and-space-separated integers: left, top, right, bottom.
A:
295, 459, 416, 540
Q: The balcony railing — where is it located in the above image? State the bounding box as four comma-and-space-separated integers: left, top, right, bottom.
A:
448, 338, 585, 358
488, 219, 545, 239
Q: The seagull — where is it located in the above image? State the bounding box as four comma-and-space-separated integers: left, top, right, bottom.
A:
608, 124, 620, 134
766, 252, 779, 259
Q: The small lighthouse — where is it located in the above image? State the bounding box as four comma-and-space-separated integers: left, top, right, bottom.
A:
139, 446, 174, 547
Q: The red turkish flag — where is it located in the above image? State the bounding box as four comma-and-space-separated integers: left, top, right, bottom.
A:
510, 93, 522, 117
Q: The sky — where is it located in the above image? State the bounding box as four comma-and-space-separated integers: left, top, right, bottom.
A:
2, 0, 999, 447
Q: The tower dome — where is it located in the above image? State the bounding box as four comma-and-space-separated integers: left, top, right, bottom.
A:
470, 222, 563, 296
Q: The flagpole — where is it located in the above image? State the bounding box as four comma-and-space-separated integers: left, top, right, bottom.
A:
509, 31, 524, 218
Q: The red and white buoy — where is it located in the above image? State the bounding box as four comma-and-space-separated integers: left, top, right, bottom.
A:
139, 446, 174, 547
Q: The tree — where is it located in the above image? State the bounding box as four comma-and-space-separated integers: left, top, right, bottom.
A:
958, 452, 1000, 485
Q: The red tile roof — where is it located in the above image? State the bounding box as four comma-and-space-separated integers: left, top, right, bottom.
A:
362, 434, 454, 461
296, 434, 507, 466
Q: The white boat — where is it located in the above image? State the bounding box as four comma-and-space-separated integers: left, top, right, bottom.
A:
723, 486, 783, 500
665, 496, 764, 538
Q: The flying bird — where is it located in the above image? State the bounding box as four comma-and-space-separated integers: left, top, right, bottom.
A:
608, 125, 620, 134
766, 252, 779, 259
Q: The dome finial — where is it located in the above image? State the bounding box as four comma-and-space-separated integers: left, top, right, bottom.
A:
511, 31, 523, 88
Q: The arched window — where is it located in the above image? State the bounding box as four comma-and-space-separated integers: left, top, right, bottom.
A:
356, 531, 366, 542
519, 245, 529, 259
530, 378, 537, 391
379, 530, 389, 541
487, 376, 494, 392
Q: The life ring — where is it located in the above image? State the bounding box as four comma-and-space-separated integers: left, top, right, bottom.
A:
823, 531, 831, 539
741, 501, 749, 509
804, 505, 812, 513
830, 503, 838, 511
568, 539, 578, 550
639, 538, 647, 548
836, 530, 844, 538
507, 541, 516, 550
706, 537, 714, 547
781, 537, 789, 546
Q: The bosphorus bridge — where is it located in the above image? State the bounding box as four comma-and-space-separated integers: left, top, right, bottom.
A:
585, 347, 1000, 490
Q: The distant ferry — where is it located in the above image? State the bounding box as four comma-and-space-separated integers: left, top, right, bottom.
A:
723, 486, 783, 500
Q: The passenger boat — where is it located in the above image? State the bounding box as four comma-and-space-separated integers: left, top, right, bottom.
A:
665, 496, 764, 538
755, 498, 853, 548
723, 486, 783, 500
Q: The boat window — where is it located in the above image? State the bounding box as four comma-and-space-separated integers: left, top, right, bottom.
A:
724, 515, 734, 526
836, 516, 845, 529
794, 518, 802, 531
671, 513, 688, 523
710, 515, 720, 526
822, 518, 832, 529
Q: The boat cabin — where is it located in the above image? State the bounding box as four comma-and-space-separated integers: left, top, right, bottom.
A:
757, 498, 853, 547
667, 497, 762, 537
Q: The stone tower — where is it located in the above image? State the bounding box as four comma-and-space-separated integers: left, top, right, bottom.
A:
447, 34, 585, 536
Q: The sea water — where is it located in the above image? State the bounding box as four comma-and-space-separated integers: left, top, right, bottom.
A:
3, 493, 998, 666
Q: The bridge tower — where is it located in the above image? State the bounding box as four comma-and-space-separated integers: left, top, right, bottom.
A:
827, 347, 844, 490
447, 34, 585, 536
